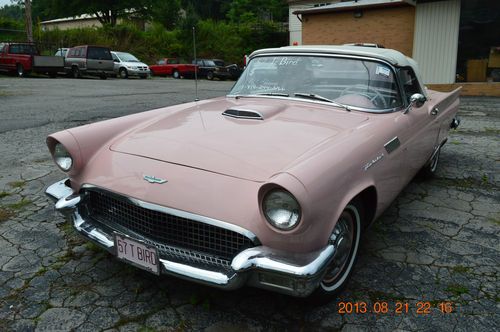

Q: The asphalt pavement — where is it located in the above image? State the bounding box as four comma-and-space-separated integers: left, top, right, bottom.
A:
0, 76, 498, 331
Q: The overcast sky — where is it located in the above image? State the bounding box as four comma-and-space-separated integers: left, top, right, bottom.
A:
0, 0, 12, 8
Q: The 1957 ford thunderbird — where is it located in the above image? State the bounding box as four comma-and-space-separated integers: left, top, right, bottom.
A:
45, 45, 461, 298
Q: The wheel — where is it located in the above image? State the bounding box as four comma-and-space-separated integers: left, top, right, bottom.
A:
100, 73, 107, 80
140, 75, 147, 79
16, 64, 24, 77
72, 67, 80, 79
48, 72, 57, 78
119, 68, 128, 79
206, 71, 214, 80
419, 146, 440, 178
172, 70, 180, 79
340, 84, 388, 108
312, 201, 362, 300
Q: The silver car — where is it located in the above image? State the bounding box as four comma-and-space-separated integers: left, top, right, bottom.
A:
111, 51, 150, 79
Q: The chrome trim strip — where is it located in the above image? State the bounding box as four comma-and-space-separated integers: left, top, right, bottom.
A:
159, 259, 231, 285
80, 184, 261, 245
384, 136, 400, 154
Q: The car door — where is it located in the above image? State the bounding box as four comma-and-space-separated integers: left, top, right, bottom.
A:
111, 52, 121, 73
87, 47, 113, 72
0, 44, 7, 70
398, 67, 440, 176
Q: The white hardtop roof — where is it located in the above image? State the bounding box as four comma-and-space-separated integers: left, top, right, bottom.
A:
250, 45, 418, 69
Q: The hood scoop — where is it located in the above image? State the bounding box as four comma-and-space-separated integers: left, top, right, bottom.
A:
222, 108, 264, 120
222, 103, 286, 120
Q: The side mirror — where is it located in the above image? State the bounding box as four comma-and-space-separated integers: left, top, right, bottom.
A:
404, 93, 426, 114
410, 93, 426, 108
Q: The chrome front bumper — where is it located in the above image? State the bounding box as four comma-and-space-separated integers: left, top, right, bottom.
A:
46, 179, 336, 297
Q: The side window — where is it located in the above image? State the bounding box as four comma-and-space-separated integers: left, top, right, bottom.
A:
158, 60, 165, 65
399, 68, 421, 103
112, 53, 119, 62
87, 47, 112, 60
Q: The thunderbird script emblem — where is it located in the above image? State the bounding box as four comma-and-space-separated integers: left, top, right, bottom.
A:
143, 175, 167, 184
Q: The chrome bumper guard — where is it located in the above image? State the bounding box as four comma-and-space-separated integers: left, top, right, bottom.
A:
46, 179, 335, 297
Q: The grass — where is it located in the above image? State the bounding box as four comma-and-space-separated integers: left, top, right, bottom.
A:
489, 217, 500, 226
7, 198, 32, 210
484, 127, 500, 135
451, 265, 471, 274
445, 284, 469, 297
368, 290, 407, 303
8, 180, 26, 188
84, 242, 104, 253
0, 207, 15, 222
0, 191, 11, 199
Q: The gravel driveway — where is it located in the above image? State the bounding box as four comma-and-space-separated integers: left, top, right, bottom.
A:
0, 77, 498, 331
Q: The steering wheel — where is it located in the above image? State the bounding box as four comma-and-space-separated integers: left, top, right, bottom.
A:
340, 85, 388, 109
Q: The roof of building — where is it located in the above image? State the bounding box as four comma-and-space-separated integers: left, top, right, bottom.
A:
293, 0, 416, 15
250, 45, 417, 68
41, 14, 98, 25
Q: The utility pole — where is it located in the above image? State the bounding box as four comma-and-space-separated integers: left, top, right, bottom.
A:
24, 0, 33, 42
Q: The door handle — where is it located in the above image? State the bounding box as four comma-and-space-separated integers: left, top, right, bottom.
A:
98, 61, 102, 64
431, 107, 439, 115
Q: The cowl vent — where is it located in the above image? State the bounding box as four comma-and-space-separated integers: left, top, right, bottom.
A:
222, 108, 264, 120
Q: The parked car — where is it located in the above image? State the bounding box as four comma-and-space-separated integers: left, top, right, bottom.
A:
111, 51, 150, 79
45, 45, 461, 298
193, 58, 232, 80
149, 58, 197, 78
64, 45, 114, 79
0, 42, 64, 77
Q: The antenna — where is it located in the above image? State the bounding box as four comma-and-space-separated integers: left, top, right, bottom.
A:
193, 26, 199, 102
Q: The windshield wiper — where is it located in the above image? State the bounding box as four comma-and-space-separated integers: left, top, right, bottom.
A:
294, 92, 350, 111
256, 92, 290, 97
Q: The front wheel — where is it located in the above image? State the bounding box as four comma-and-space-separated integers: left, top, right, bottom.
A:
72, 67, 80, 79
312, 201, 362, 300
206, 71, 214, 80
172, 70, 180, 79
119, 68, 128, 79
16, 64, 24, 77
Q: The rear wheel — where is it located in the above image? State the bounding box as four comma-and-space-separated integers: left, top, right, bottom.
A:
72, 66, 80, 79
16, 64, 24, 77
311, 201, 362, 300
420, 146, 441, 178
119, 68, 128, 79
173, 70, 180, 79
100, 73, 107, 80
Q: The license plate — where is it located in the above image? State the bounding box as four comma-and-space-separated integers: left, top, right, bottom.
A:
114, 234, 160, 275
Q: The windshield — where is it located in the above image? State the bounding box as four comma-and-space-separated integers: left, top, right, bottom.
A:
229, 55, 403, 111
116, 52, 140, 62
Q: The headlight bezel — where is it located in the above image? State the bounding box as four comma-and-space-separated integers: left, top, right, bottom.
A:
53, 143, 73, 172
262, 188, 302, 231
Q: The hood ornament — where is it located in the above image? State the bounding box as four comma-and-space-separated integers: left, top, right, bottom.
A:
143, 175, 167, 184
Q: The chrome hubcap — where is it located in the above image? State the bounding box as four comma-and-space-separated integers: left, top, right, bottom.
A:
322, 212, 354, 284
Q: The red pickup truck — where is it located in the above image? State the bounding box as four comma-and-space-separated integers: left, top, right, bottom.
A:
149, 58, 197, 79
0, 42, 64, 77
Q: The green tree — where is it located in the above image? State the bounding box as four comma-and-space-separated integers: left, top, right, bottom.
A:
0, 4, 24, 21
150, 0, 180, 29
227, 0, 287, 24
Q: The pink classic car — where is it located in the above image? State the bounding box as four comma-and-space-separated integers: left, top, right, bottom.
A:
45, 46, 461, 298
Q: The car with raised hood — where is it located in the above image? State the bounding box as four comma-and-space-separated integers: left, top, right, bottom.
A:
45, 45, 461, 298
111, 51, 150, 79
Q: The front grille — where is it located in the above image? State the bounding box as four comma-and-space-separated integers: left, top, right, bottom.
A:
84, 190, 255, 266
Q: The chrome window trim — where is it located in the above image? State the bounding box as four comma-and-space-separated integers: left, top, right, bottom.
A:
228, 52, 406, 114
80, 184, 261, 245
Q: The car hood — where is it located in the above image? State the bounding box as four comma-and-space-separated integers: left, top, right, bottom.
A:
110, 97, 369, 181
122, 61, 148, 67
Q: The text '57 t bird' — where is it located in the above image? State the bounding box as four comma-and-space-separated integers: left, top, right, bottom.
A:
46, 45, 461, 298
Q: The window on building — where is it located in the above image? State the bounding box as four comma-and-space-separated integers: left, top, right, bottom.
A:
457, 0, 500, 82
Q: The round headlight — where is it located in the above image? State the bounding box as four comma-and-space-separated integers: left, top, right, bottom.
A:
54, 143, 73, 171
263, 190, 301, 230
